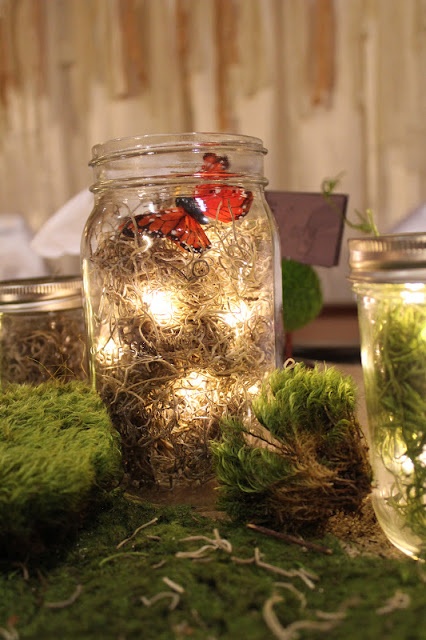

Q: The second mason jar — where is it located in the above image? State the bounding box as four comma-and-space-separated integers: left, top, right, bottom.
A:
82, 133, 282, 494
349, 233, 426, 559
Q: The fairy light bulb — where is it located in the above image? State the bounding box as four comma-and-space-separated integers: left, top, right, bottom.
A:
142, 289, 178, 323
222, 300, 252, 328
96, 332, 123, 365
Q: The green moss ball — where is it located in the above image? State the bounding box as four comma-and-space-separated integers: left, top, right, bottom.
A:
282, 259, 323, 332
0, 381, 122, 555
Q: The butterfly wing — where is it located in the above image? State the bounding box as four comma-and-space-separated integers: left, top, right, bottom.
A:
121, 207, 211, 253
201, 152, 229, 174
194, 184, 253, 223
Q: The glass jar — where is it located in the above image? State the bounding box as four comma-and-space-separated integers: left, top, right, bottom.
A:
0, 276, 88, 386
349, 233, 426, 559
82, 132, 283, 495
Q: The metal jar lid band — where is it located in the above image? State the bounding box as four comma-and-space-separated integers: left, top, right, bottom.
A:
0, 276, 83, 312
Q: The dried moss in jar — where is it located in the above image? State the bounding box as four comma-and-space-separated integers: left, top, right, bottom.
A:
82, 132, 283, 494
0, 276, 88, 386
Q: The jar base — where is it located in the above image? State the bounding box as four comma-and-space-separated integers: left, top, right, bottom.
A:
372, 494, 424, 560
125, 477, 219, 508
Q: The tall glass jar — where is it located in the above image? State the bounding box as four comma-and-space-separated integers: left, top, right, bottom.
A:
349, 233, 426, 559
82, 133, 282, 495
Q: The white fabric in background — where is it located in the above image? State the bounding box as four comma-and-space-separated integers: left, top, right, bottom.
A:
30, 190, 93, 259
391, 203, 426, 234
0, 214, 48, 280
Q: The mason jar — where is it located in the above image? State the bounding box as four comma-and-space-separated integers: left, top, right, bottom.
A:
82, 132, 283, 495
0, 276, 88, 386
349, 233, 426, 559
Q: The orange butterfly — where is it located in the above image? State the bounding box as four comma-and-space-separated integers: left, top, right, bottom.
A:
121, 153, 253, 252
122, 199, 211, 253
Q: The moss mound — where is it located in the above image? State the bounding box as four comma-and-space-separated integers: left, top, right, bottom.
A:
0, 381, 122, 556
212, 361, 372, 532
282, 258, 323, 332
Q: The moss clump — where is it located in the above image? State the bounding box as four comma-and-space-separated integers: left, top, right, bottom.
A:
281, 259, 323, 333
212, 361, 372, 532
0, 381, 122, 556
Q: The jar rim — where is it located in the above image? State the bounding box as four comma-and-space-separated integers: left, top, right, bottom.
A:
348, 233, 426, 281
90, 132, 267, 166
0, 275, 83, 310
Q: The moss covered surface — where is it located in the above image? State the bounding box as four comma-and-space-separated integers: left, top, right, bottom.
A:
0, 381, 122, 555
0, 492, 424, 640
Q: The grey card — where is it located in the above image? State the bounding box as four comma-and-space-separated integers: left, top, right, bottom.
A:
265, 191, 348, 267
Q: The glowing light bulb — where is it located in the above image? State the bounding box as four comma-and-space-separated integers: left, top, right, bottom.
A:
222, 300, 251, 328
142, 289, 178, 323
174, 371, 213, 418
247, 382, 260, 395
175, 371, 208, 399
96, 334, 123, 365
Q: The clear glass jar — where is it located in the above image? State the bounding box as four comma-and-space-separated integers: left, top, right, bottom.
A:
0, 276, 88, 386
349, 233, 426, 559
82, 132, 282, 494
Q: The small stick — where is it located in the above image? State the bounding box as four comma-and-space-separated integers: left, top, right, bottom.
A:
12, 562, 29, 581
141, 591, 180, 611
247, 523, 333, 556
44, 584, 83, 609
162, 577, 185, 594
99, 551, 147, 567
116, 517, 159, 549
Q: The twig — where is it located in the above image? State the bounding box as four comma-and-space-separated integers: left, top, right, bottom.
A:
247, 523, 333, 555
116, 517, 159, 549
376, 590, 411, 615
254, 548, 318, 590
232, 548, 318, 590
0, 616, 19, 640
162, 577, 185, 594
176, 529, 233, 559
12, 562, 29, 581
141, 591, 180, 611
44, 584, 83, 609
263, 594, 349, 640
99, 551, 147, 567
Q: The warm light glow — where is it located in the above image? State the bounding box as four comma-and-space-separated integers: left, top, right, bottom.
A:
222, 300, 252, 328
142, 289, 178, 323
96, 334, 123, 365
247, 382, 260, 395
173, 370, 213, 417
175, 371, 208, 399
400, 283, 426, 305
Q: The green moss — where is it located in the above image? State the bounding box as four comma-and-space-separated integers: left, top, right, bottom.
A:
0, 493, 424, 640
212, 362, 372, 531
361, 296, 426, 553
0, 381, 122, 556
281, 259, 323, 332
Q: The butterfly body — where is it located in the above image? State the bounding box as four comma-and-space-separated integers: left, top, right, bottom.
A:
175, 197, 209, 225
121, 153, 253, 253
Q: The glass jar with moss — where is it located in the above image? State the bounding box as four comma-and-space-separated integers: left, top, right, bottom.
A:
349, 233, 426, 559
82, 132, 283, 496
0, 276, 88, 386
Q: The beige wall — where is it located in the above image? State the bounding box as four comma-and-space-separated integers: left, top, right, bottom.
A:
0, 0, 425, 300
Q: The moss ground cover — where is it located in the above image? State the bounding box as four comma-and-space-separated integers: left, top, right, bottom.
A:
0, 493, 424, 640
0, 381, 122, 555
